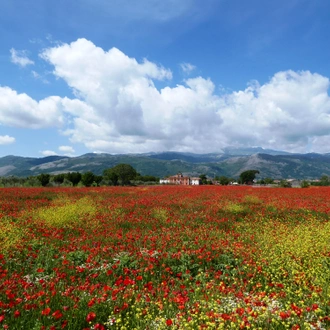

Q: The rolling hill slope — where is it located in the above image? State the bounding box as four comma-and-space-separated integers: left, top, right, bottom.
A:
1, 149, 330, 179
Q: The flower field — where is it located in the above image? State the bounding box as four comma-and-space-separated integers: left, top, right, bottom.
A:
0, 186, 330, 330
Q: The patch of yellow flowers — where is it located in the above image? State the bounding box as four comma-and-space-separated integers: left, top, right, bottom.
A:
0, 216, 27, 251
34, 197, 97, 228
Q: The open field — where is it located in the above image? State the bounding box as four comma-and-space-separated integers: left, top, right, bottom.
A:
0, 186, 330, 329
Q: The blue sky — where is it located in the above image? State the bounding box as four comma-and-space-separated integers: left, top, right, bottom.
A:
1, 0, 330, 157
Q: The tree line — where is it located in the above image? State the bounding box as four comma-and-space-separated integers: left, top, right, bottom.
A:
0, 164, 159, 187
1, 165, 330, 188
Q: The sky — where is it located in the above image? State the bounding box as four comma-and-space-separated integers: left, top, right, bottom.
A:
1, 0, 330, 157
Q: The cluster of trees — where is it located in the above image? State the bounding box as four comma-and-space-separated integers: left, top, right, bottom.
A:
213, 170, 261, 185
311, 175, 330, 186
0, 164, 159, 188
2, 165, 330, 188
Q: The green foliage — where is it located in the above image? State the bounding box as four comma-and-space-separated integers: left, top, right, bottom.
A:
103, 163, 137, 185
216, 176, 231, 185
94, 175, 103, 185
279, 179, 292, 188
24, 176, 42, 187
103, 169, 119, 186
37, 173, 50, 186
61, 178, 73, 187
81, 171, 95, 187
67, 250, 89, 266
258, 177, 274, 185
0, 176, 26, 187
135, 174, 159, 182
300, 180, 310, 188
319, 175, 330, 186
239, 170, 260, 184
53, 173, 65, 185
199, 174, 207, 185
65, 172, 82, 186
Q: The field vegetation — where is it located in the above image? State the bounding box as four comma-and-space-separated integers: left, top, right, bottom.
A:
0, 186, 330, 329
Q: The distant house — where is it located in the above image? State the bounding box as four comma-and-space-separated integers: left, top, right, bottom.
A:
191, 177, 201, 185
168, 172, 190, 185
160, 173, 201, 185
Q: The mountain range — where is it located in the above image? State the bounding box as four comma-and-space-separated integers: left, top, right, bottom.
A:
1, 147, 330, 179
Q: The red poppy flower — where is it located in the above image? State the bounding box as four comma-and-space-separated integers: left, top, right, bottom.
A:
279, 311, 290, 320
86, 312, 96, 322
166, 319, 173, 326
52, 310, 63, 320
42, 307, 51, 316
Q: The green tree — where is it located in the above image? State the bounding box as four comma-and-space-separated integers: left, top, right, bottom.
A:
320, 175, 330, 186
258, 177, 274, 185
135, 174, 159, 183
300, 180, 310, 188
199, 174, 207, 185
37, 173, 50, 187
279, 180, 292, 188
53, 173, 65, 186
94, 175, 103, 185
62, 178, 73, 187
66, 172, 82, 186
103, 170, 119, 186
25, 176, 42, 187
81, 171, 95, 187
239, 170, 260, 185
264, 177, 274, 184
217, 176, 230, 185
103, 164, 137, 186
0, 176, 25, 187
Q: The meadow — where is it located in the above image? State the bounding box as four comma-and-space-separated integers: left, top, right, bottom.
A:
0, 186, 330, 330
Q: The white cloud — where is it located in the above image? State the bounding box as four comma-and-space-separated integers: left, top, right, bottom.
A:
40, 150, 57, 156
31, 71, 50, 84
3, 39, 330, 154
0, 87, 63, 128
58, 145, 75, 155
180, 62, 196, 74
39, 40, 330, 153
10, 48, 34, 67
219, 70, 330, 152
0, 135, 15, 145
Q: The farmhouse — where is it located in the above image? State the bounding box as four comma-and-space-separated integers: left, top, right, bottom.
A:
160, 173, 201, 185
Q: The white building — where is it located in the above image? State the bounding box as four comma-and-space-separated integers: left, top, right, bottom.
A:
160, 175, 201, 185
190, 177, 201, 185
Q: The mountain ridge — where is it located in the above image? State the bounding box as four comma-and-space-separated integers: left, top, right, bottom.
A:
1, 148, 330, 179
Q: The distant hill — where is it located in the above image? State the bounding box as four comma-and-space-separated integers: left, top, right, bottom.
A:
1, 148, 330, 179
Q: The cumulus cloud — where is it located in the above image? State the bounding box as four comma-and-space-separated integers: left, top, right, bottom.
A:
0, 87, 63, 128
3, 39, 330, 154
40, 150, 57, 156
219, 71, 330, 152
58, 145, 75, 155
10, 48, 34, 67
180, 62, 196, 74
0, 135, 15, 145
39, 39, 330, 153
